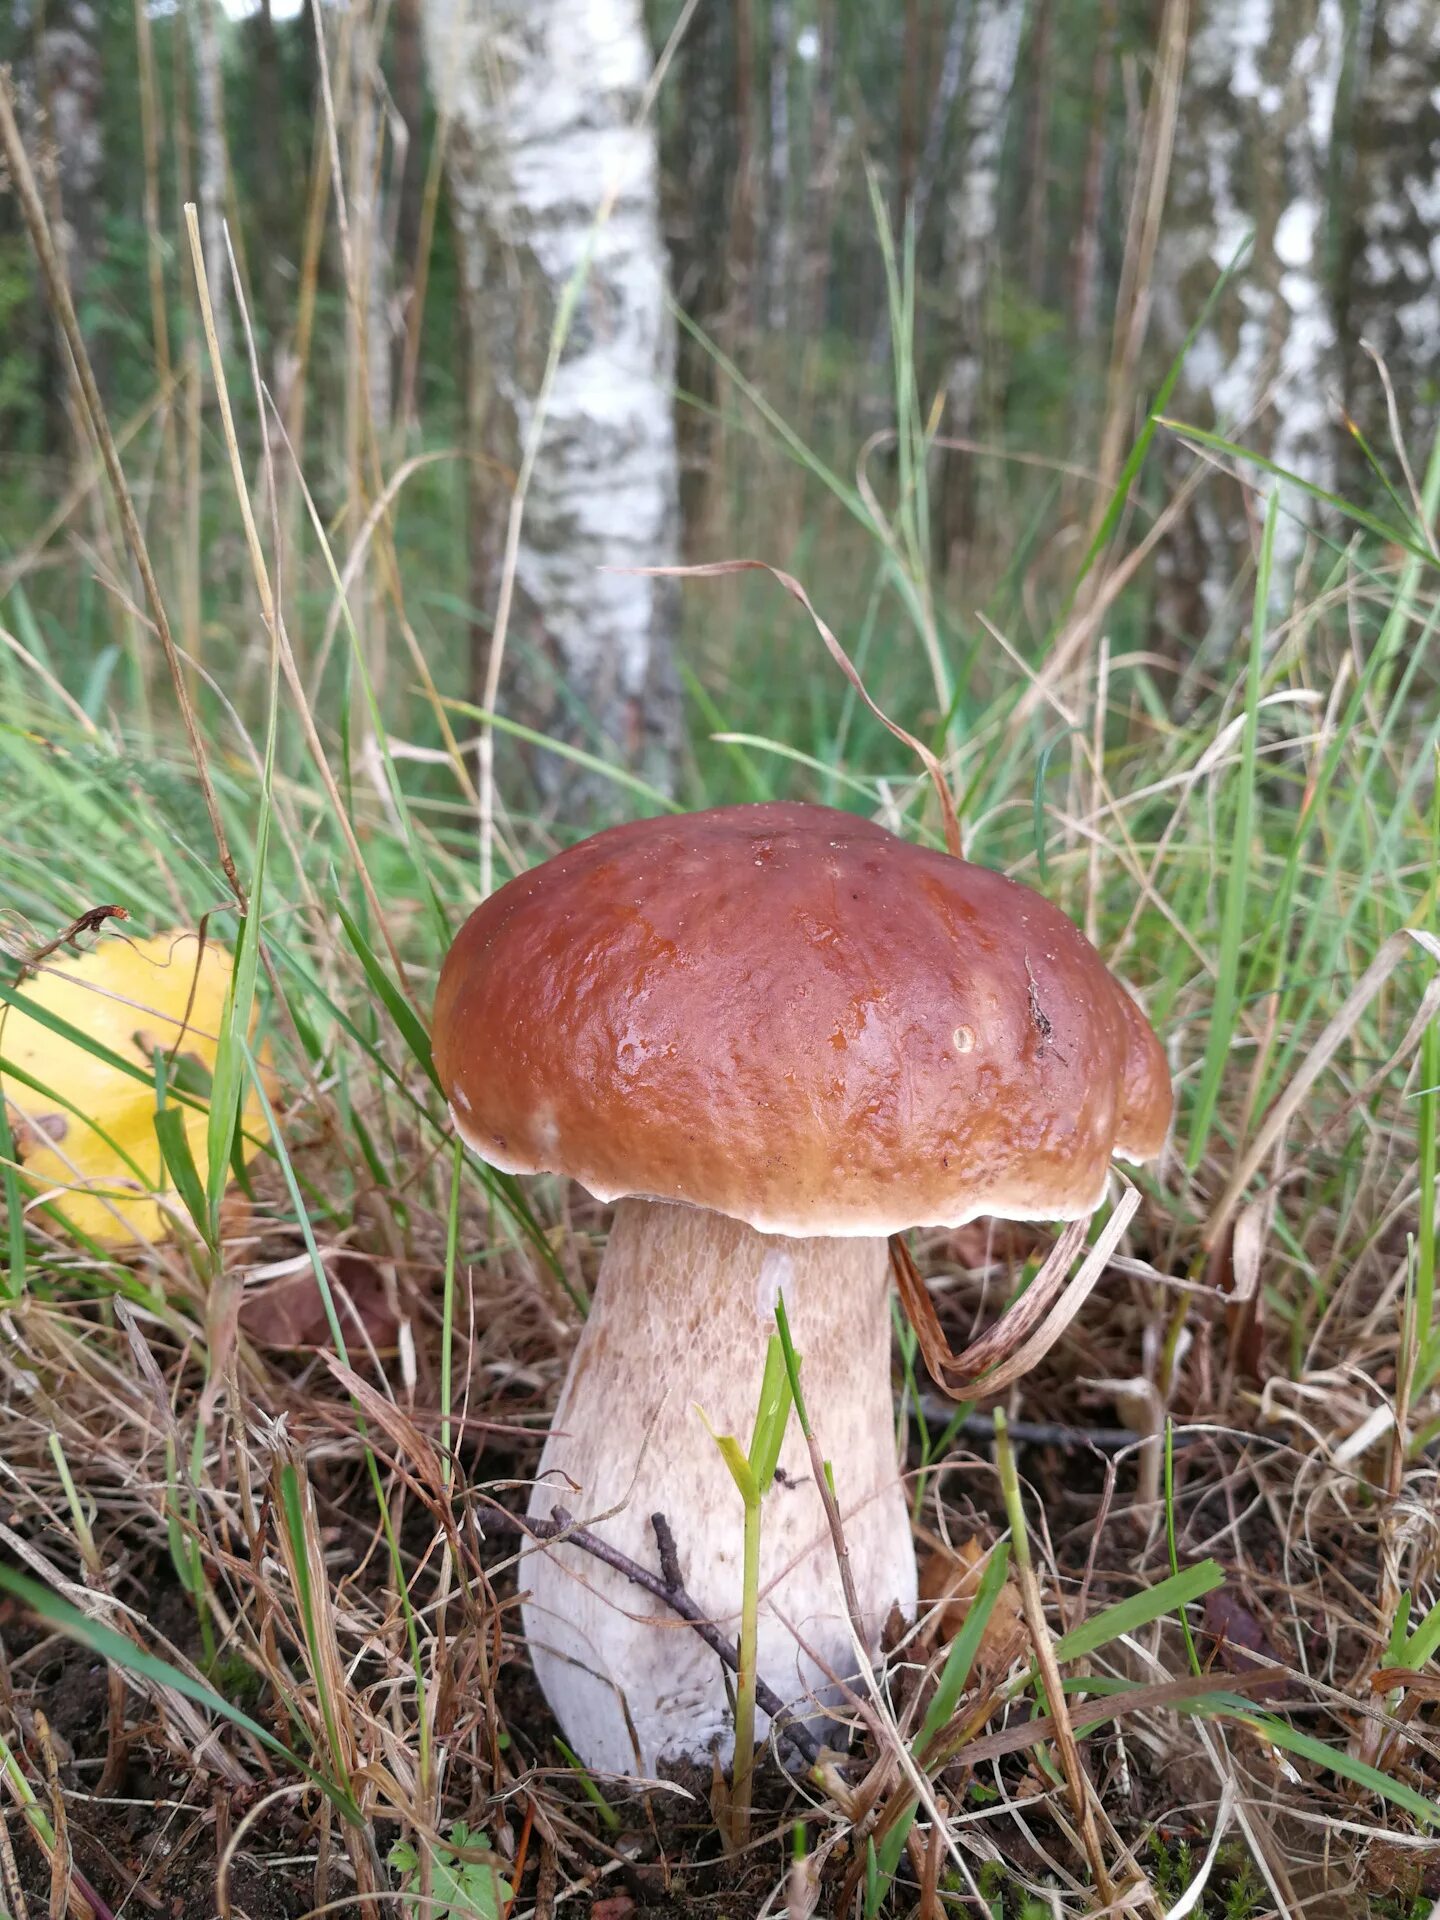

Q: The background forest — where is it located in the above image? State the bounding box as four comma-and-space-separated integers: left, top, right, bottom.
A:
4, 0, 1438, 764
0, 2, 1438, 1918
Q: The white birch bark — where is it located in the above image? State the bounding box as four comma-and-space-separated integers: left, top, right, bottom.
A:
34, 0, 102, 303
1154, 0, 1345, 625
421, 0, 682, 802
911, 0, 972, 243
765, 0, 794, 331
349, 2, 393, 439
1341, 0, 1440, 480
945, 0, 1026, 443
801, 0, 837, 332
17, 0, 104, 449
190, 0, 232, 365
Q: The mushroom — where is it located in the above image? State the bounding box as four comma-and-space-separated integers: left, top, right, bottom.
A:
433, 802, 1170, 1775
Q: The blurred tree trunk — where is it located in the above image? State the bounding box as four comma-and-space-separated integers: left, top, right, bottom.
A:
27, 0, 103, 450
939, 0, 1025, 567
250, 0, 289, 348
1338, 1, 1440, 494
732, 0, 757, 312
422, 0, 682, 806
190, 0, 232, 364
393, 0, 427, 284
802, 0, 838, 332
898, 0, 923, 226
1153, 0, 1345, 648
1070, 0, 1118, 342
34, 0, 102, 310
910, 0, 969, 242
349, 3, 393, 440
665, 0, 740, 540
1022, 0, 1055, 300
765, 0, 794, 330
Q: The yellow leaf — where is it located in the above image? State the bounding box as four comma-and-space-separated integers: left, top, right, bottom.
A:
1, 931, 272, 1246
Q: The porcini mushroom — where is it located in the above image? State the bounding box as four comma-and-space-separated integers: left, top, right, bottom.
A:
433, 802, 1170, 1775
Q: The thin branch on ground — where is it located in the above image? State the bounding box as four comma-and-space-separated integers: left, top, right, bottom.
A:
478, 1504, 826, 1768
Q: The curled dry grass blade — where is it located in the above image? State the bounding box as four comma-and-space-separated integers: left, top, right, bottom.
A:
615, 558, 962, 853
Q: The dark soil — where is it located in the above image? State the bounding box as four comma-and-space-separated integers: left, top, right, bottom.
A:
2, 1616, 313, 1919
1, 1255, 1428, 1919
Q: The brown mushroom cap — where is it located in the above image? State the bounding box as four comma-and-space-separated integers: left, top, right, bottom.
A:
433, 802, 1171, 1237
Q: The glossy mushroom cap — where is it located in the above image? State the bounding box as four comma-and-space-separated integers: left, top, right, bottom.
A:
433, 802, 1171, 1237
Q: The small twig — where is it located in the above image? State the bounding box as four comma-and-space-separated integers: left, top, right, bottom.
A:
915, 1402, 1203, 1455
534, 1837, 557, 1920
650, 1511, 683, 1594
34, 1712, 97, 1920
480, 1504, 825, 1767
12, 907, 130, 984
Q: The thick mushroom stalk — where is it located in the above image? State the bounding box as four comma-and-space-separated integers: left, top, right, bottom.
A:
521, 1199, 915, 1776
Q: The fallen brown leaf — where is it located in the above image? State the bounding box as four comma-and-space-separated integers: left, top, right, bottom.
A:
919, 1533, 1026, 1673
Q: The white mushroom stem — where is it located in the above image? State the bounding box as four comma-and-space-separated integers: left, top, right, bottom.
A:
521, 1199, 917, 1776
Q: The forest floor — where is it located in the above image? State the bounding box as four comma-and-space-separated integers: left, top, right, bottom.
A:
1, 1161, 1437, 1920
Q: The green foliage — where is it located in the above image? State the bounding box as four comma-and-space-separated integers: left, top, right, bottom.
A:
0, 237, 40, 442
389, 1824, 512, 1920
0, 1562, 361, 1824
702, 1331, 795, 1839
1145, 1837, 1269, 1919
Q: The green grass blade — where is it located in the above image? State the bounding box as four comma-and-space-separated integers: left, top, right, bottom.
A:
1053, 1560, 1226, 1665
747, 1333, 794, 1489
332, 885, 440, 1091
1185, 488, 1277, 1168
919, 1543, 1012, 1755
152, 1106, 210, 1249
0, 1096, 27, 1296
0, 1562, 362, 1824
1213, 1700, 1440, 1829
1156, 418, 1439, 567
1068, 232, 1251, 602
277, 1461, 352, 1792
554, 1738, 620, 1831
438, 698, 684, 815
1165, 1422, 1202, 1679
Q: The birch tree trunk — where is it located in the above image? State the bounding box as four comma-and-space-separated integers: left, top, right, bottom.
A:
1338, 0, 1440, 490
665, 0, 741, 539
802, 0, 838, 332
25, 0, 103, 450
422, 0, 682, 807
940, 0, 1025, 564
34, 0, 102, 307
190, 0, 232, 365
348, 2, 393, 440
764, 0, 794, 331
1153, 0, 1345, 641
